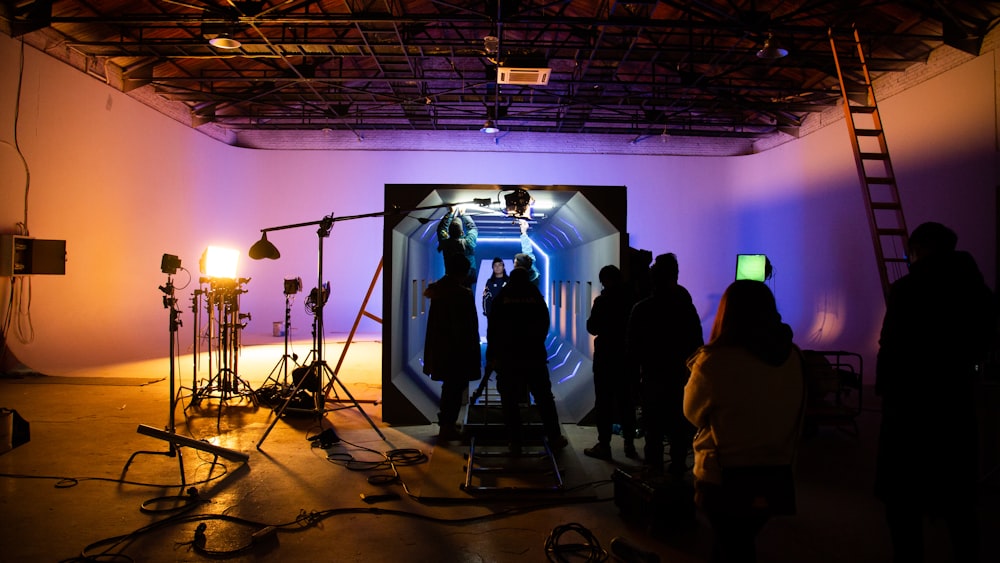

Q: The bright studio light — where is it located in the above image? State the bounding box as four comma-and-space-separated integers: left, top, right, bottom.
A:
201, 246, 240, 279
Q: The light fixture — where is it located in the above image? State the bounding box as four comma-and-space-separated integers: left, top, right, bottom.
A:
480, 119, 500, 134
208, 33, 242, 49
160, 254, 181, 275
756, 33, 789, 59
504, 188, 533, 219
283, 276, 303, 295
200, 246, 240, 279
483, 35, 499, 55
249, 232, 280, 260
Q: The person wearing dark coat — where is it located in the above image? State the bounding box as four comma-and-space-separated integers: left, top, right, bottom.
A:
584, 264, 640, 460
423, 254, 482, 440
486, 266, 567, 452
437, 206, 479, 291
481, 256, 508, 318
627, 253, 704, 475
472, 257, 509, 402
875, 221, 996, 563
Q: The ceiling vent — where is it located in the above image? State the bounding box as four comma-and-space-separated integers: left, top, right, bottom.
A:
497, 67, 551, 85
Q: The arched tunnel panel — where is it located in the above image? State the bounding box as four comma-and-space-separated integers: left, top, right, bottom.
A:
383, 185, 627, 425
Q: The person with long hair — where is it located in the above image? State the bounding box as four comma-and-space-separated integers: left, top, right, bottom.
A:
684, 279, 805, 562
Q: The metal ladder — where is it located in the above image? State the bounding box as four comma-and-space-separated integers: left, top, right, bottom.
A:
829, 26, 910, 300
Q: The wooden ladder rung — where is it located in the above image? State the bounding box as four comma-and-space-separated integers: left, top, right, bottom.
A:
864, 176, 896, 185
876, 227, 908, 236
869, 201, 902, 210
859, 152, 888, 160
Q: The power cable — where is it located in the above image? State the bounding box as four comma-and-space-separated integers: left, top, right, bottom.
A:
543, 521, 609, 562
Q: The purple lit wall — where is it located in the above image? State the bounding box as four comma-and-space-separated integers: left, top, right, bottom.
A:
0, 35, 996, 385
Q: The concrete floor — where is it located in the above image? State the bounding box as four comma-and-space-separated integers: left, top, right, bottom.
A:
1, 337, 997, 562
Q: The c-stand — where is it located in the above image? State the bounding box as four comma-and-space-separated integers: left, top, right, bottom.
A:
190, 278, 256, 408
250, 203, 480, 449
256, 285, 301, 405
256, 214, 385, 449
123, 258, 246, 484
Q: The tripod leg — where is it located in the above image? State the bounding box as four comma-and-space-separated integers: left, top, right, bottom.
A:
324, 364, 385, 440
256, 362, 319, 450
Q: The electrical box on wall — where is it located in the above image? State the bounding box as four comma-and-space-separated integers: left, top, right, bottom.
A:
0, 235, 67, 276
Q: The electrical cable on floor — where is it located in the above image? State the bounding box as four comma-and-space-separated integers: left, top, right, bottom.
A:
140, 487, 208, 514
58, 493, 621, 562
543, 522, 609, 562
0, 457, 230, 489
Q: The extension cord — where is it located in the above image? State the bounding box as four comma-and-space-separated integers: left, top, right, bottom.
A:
610, 536, 661, 563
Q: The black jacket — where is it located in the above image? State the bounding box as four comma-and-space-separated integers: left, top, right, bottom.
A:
422, 274, 482, 383
486, 270, 549, 373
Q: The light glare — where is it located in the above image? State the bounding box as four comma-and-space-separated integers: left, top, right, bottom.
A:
203, 246, 240, 279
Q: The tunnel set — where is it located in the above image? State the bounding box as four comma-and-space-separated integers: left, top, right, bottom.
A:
381, 184, 628, 425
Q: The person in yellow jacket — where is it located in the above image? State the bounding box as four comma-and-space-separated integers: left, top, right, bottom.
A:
684, 279, 805, 563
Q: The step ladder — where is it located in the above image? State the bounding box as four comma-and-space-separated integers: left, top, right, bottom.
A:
829, 26, 911, 300
460, 381, 565, 493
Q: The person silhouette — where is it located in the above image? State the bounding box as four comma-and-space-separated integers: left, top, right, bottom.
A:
875, 221, 996, 563
685, 279, 805, 563
437, 206, 478, 291
584, 264, 639, 460
486, 266, 567, 453
422, 253, 482, 441
627, 253, 704, 475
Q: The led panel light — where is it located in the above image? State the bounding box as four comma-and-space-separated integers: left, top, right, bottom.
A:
201, 246, 240, 279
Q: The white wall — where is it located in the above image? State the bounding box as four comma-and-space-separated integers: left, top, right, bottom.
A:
1, 35, 996, 382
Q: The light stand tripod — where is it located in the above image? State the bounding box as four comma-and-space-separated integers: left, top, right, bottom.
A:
255, 214, 385, 449
190, 278, 256, 408
256, 283, 301, 405
250, 203, 483, 449
123, 257, 247, 484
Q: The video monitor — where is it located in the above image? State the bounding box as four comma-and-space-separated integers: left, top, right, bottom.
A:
735, 254, 769, 281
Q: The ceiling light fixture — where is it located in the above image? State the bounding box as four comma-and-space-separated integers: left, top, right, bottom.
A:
756, 33, 788, 59
483, 35, 499, 55
209, 33, 242, 49
480, 119, 500, 134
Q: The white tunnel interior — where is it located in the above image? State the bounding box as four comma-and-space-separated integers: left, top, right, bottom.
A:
381, 185, 628, 425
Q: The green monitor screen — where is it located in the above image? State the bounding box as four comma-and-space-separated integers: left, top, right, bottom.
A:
735, 254, 768, 281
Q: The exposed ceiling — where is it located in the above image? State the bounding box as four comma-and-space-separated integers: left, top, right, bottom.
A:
3, 1, 999, 153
